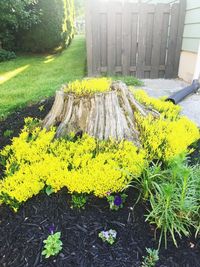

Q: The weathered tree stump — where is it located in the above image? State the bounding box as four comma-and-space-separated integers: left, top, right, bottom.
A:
43, 81, 159, 146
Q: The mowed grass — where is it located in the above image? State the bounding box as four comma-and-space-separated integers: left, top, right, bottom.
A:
0, 35, 86, 119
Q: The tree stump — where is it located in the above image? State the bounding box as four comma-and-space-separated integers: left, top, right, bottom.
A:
43, 81, 159, 146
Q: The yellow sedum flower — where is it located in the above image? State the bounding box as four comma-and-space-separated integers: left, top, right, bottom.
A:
133, 89, 181, 120
64, 78, 112, 95
0, 89, 199, 211
0, 126, 146, 209
136, 114, 199, 161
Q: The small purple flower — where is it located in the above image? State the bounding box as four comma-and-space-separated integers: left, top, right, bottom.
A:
49, 224, 55, 235
114, 195, 122, 206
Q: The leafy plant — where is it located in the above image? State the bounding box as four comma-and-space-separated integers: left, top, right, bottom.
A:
45, 185, 54, 196
146, 155, 199, 248
39, 105, 45, 112
98, 229, 117, 245
111, 75, 143, 86
135, 163, 166, 201
0, 0, 40, 50
0, 49, 16, 62
24, 117, 41, 132
106, 193, 127, 211
3, 129, 14, 138
141, 248, 159, 267
42, 232, 63, 258
19, 0, 74, 52
71, 193, 87, 209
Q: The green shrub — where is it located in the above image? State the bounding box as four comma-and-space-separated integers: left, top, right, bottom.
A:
19, 0, 74, 52
0, 49, 16, 62
0, 0, 40, 50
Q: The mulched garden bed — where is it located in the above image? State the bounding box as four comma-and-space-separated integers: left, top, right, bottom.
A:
0, 99, 200, 267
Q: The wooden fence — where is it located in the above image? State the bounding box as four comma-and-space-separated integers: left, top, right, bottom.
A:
86, 0, 186, 78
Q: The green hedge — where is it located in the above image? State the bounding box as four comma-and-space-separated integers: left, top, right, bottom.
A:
0, 49, 16, 62
19, 0, 74, 52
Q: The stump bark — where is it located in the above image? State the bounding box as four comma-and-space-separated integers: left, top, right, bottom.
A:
43, 81, 159, 146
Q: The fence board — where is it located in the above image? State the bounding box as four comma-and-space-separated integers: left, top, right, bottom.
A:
151, 4, 165, 78
86, 0, 185, 79
86, 0, 93, 76
107, 1, 116, 74
137, 4, 148, 78
130, 5, 139, 76
165, 3, 179, 78
174, 0, 186, 78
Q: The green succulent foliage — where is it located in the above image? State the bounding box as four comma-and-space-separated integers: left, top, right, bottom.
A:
42, 232, 63, 258
141, 248, 159, 267
71, 193, 87, 209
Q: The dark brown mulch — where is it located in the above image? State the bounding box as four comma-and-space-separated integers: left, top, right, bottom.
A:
0, 100, 200, 267
0, 97, 54, 150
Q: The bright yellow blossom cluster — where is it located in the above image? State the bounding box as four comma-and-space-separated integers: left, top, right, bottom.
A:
65, 78, 112, 95
136, 114, 199, 161
133, 89, 181, 120
0, 121, 146, 209
133, 89, 199, 161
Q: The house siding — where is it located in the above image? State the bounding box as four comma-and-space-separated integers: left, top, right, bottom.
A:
142, 0, 200, 53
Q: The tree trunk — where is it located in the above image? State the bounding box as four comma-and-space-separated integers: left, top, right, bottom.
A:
43, 81, 159, 146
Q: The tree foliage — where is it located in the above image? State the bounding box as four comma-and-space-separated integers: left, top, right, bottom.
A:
18, 0, 75, 52
0, 0, 40, 49
0, 0, 74, 52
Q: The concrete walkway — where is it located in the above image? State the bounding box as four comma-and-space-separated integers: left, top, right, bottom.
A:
139, 79, 200, 127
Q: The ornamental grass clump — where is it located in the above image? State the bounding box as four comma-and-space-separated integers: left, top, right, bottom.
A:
145, 155, 200, 248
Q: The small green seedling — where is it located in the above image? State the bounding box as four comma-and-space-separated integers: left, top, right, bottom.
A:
42, 232, 63, 258
98, 229, 117, 245
71, 193, 87, 209
45, 185, 54, 196
39, 105, 45, 112
141, 248, 159, 267
3, 129, 14, 138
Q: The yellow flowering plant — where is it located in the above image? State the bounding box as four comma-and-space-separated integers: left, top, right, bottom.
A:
0, 87, 199, 211
133, 89, 199, 161
0, 118, 146, 210
64, 77, 112, 95
133, 89, 181, 120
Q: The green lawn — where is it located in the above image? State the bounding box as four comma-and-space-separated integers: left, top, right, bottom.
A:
0, 35, 86, 119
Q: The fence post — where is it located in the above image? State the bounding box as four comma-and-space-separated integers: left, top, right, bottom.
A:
86, 0, 93, 76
